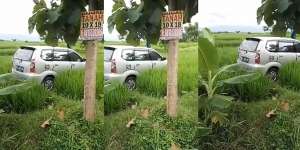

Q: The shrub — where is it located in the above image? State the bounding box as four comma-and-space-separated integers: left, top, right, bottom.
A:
279, 62, 300, 90
126, 107, 198, 149
0, 82, 51, 113
104, 84, 137, 114
42, 111, 104, 149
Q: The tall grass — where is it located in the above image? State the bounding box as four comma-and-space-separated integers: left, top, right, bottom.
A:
0, 56, 12, 74
104, 84, 137, 115
0, 82, 51, 113
279, 62, 300, 90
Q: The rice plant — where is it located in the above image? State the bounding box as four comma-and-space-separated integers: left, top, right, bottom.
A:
279, 62, 300, 90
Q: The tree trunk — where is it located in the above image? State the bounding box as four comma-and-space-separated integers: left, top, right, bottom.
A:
84, 0, 97, 122
166, 0, 178, 117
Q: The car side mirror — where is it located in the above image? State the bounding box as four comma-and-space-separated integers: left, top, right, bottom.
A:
81, 58, 86, 62
161, 57, 166, 61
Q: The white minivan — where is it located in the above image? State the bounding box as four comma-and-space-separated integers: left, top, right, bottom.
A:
237, 37, 300, 80
104, 45, 167, 89
12, 46, 86, 89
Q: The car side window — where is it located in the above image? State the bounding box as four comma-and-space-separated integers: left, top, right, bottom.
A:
134, 50, 151, 61
266, 41, 278, 52
122, 49, 135, 61
278, 41, 296, 52
41, 50, 53, 61
53, 50, 69, 61
295, 43, 300, 52
149, 51, 162, 60
68, 52, 82, 62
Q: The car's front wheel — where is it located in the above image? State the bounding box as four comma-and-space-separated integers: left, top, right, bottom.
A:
267, 68, 278, 81
125, 76, 136, 90
43, 76, 55, 90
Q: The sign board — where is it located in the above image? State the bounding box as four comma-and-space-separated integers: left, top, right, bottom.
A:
160, 11, 184, 40
80, 10, 103, 40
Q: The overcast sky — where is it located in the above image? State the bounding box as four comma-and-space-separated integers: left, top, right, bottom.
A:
0, 0, 265, 40
198, 0, 265, 28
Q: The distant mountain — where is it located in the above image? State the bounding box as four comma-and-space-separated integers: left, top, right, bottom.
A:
200, 25, 265, 33
0, 33, 40, 41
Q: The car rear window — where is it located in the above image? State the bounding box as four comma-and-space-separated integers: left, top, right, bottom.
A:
14, 47, 35, 61
104, 47, 115, 61
240, 38, 260, 52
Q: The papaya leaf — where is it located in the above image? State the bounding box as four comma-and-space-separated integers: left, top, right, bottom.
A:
222, 73, 260, 84
209, 94, 233, 109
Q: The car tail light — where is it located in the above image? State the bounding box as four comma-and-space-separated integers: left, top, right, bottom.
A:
255, 53, 260, 64
30, 61, 36, 73
111, 59, 117, 73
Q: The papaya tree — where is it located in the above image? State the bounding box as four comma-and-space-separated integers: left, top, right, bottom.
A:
108, 0, 198, 117
257, 0, 300, 38
28, 0, 104, 122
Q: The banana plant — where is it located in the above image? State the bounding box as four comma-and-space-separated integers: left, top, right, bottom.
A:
0, 73, 32, 96
198, 28, 259, 125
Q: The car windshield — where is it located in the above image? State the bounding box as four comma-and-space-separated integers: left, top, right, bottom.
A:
14, 47, 34, 61
240, 39, 259, 52
104, 47, 115, 61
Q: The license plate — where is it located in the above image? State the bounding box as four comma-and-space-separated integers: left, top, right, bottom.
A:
241, 57, 249, 63
16, 65, 24, 72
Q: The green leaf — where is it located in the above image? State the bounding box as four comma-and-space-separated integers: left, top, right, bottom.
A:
48, 8, 61, 24
210, 111, 228, 125
223, 73, 260, 84
276, 0, 291, 13
198, 29, 219, 74
127, 9, 142, 23
198, 127, 211, 136
209, 94, 233, 109
0, 83, 32, 96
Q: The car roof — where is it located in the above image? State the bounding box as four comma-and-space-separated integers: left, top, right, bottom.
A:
20, 46, 72, 50
105, 45, 152, 50
251, 37, 300, 42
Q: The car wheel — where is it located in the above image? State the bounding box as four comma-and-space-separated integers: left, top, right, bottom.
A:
267, 68, 278, 81
125, 76, 136, 90
43, 76, 55, 90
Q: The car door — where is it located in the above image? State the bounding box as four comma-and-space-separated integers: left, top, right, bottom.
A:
132, 49, 152, 72
52, 49, 71, 72
277, 41, 297, 64
67, 51, 85, 70
149, 50, 166, 69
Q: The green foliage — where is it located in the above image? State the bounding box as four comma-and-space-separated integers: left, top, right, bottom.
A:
263, 112, 299, 150
279, 62, 300, 90
257, 0, 298, 36
0, 82, 51, 113
104, 84, 137, 115
182, 23, 199, 42
108, 0, 198, 46
126, 107, 198, 149
42, 111, 104, 149
29, 0, 103, 46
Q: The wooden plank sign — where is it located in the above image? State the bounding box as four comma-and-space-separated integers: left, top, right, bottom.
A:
160, 11, 184, 40
80, 10, 103, 40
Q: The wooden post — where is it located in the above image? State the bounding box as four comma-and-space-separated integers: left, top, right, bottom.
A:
166, 0, 178, 117
84, 0, 97, 122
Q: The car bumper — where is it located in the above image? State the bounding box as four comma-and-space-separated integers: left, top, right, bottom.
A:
237, 60, 268, 74
104, 73, 126, 87
12, 69, 43, 83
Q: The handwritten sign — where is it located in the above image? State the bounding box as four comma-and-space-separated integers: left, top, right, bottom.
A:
80, 10, 103, 40
160, 11, 184, 40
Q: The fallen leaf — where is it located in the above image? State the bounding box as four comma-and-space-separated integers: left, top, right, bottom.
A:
266, 109, 276, 118
140, 108, 150, 119
41, 118, 52, 128
57, 108, 65, 120
126, 117, 136, 128
279, 101, 289, 112
170, 143, 181, 150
